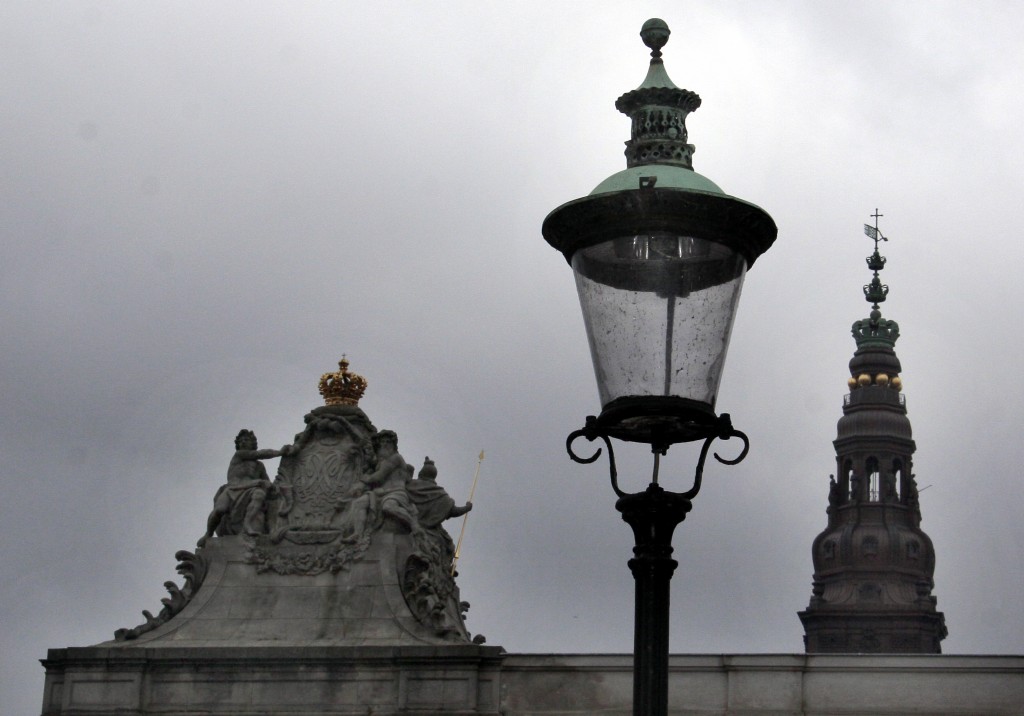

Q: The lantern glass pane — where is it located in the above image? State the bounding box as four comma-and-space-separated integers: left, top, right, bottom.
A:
571, 233, 747, 410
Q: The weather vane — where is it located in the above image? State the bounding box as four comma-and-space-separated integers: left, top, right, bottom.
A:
861, 209, 890, 310
863, 208, 888, 251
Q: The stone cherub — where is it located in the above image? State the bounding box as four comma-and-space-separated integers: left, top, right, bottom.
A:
362, 429, 422, 536
197, 429, 293, 547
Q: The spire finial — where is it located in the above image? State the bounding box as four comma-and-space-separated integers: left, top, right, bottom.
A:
866, 209, 887, 252
862, 209, 890, 311
852, 211, 900, 348
640, 18, 671, 61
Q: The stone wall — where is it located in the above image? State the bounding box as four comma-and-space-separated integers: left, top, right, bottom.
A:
42, 651, 1023, 715
42, 645, 505, 715
499, 654, 1024, 715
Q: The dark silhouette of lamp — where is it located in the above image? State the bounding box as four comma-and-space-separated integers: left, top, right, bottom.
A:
542, 19, 777, 716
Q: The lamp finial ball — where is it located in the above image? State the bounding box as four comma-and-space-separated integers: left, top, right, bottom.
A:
640, 18, 671, 56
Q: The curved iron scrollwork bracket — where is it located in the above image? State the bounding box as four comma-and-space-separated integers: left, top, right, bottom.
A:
567, 413, 749, 500
567, 417, 625, 496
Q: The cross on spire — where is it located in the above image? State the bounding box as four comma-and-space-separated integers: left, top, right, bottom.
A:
864, 208, 888, 252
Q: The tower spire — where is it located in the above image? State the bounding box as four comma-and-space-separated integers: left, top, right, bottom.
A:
799, 214, 946, 653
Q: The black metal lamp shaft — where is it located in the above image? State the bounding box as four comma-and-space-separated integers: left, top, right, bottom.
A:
567, 416, 748, 716
617, 484, 692, 716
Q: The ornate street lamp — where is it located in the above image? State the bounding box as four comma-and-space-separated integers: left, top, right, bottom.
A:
542, 19, 777, 716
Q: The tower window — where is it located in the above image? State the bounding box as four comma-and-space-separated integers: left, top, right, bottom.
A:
867, 458, 880, 501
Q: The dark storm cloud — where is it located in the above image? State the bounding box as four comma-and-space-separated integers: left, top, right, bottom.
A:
3, 2, 1023, 713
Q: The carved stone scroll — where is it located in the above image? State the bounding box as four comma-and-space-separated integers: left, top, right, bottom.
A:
114, 550, 208, 641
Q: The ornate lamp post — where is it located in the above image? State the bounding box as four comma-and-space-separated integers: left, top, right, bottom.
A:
542, 19, 777, 716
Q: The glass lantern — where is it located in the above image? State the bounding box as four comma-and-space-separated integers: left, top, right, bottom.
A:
572, 231, 746, 442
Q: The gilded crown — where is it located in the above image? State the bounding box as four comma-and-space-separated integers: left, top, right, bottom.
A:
318, 357, 367, 406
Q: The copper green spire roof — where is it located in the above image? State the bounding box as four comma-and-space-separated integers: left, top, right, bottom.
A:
852, 210, 900, 349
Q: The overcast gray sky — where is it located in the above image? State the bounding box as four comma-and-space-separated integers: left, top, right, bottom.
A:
3, 1, 1023, 713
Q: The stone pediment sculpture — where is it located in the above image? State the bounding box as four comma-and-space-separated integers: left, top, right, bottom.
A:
113, 357, 482, 646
